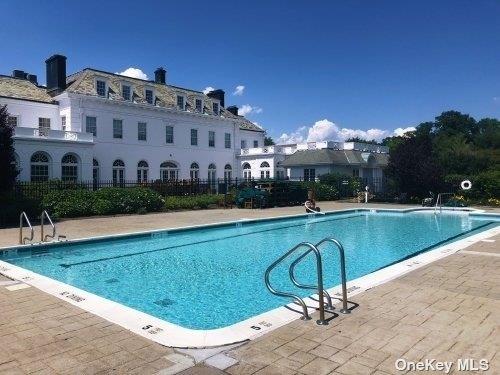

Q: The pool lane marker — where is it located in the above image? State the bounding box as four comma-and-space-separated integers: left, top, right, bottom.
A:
58, 213, 365, 268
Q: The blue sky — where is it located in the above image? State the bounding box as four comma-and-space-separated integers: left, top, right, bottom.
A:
1, 0, 499, 142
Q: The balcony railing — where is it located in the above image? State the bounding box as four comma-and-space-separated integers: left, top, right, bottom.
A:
13, 127, 94, 143
240, 145, 296, 156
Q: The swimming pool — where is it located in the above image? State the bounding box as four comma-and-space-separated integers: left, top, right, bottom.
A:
0, 208, 498, 347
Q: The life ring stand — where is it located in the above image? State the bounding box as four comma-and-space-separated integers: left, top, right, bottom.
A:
460, 180, 472, 190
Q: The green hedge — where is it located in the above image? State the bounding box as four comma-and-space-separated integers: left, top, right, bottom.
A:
42, 187, 164, 218
318, 173, 361, 196
297, 182, 339, 201
164, 194, 221, 210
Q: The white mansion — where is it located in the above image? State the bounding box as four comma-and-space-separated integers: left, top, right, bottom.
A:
1, 55, 388, 185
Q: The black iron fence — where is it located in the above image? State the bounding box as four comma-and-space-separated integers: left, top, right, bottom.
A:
13, 177, 390, 201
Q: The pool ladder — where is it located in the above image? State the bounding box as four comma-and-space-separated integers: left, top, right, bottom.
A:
19, 211, 66, 244
264, 237, 350, 325
434, 192, 454, 214
41, 210, 66, 242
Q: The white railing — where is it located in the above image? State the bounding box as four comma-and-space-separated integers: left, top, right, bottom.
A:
240, 145, 296, 156
13, 127, 94, 143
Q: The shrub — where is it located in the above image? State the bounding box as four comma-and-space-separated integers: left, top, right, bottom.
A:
42, 189, 95, 218
94, 187, 164, 214
473, 170, 500, 199
41, 187, 164, 218
298, 182, 339, 201
164, 194, 221, 210
318, 173, 361, 196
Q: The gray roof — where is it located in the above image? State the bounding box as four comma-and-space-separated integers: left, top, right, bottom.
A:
281, 149, 389, 167
0, 70, 263, 132
66, 69, 263, 132
0, 75, 56, 104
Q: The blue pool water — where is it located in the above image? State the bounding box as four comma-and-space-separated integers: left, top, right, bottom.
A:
0, 210, 498, 329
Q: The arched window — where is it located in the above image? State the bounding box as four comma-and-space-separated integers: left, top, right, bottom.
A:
190, 162, 199, 180
93, 159, 99, 186
224, 164, 232, 181
260, 161, 270, 179
113, 159, 125, 186
137, 160, 149, 183
242, 162, 251, 180
160, 161, 179, 181
61, 154, 79, 182
30, 152, 50, 182
208, 163, 216, 186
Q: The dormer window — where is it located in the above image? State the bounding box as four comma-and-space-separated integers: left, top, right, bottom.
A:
212, 102, 219, 115
177, 95, 185, 110
195, 98, 203, 112
145, 89, 153, 104
96, 80, 106, 97
122, 85, 131, 101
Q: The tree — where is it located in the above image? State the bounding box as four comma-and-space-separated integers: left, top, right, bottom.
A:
474, 118, 500, 149
386, 133, 445, 198
385, 110, 499, 199
433, 111, 477, 141
0, 105, 18, 191
264, 136, 275, 146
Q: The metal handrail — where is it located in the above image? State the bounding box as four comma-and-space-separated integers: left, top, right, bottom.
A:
434, 192, 454, 214
19, 212, 34, 244
41, 210, 56, 242
289, 237, 350, 314
265, 242, 328, 324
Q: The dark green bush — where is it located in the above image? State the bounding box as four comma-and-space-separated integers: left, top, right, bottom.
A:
41, 187, 164, 218
297, 182, 339, 201
42, 189, 95, 218
94, 188, 164, 214
472, 170, 500, 199
164, 194, 221, 210
318, 173, 361, 196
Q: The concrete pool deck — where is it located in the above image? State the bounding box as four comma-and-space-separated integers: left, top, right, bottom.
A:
0, 203, 498, 374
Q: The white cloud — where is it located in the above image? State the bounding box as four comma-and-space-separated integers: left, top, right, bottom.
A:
203, 86, 215, 94
232, 85, 245, 96
115, 67, 148, 80
393, 126, 416, 136
239, 104, 263, 116
277, 119, 416, 144
494, 97, 500, 103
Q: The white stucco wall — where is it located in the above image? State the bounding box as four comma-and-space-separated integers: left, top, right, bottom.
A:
1, 97, 61, 129
2, 94, 267, 182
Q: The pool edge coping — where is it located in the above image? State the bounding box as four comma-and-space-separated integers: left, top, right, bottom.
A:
0, 207, 498, 349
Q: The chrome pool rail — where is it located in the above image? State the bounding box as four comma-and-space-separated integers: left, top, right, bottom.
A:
19, 211, 34, 245
265, 242, 328, 325
40, 210, 66, 242
41, 210, 55, 242
289, 237, 350, 314
434, 192, 454, 214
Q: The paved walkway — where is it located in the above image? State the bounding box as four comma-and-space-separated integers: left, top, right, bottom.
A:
0, 204, 498, 374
